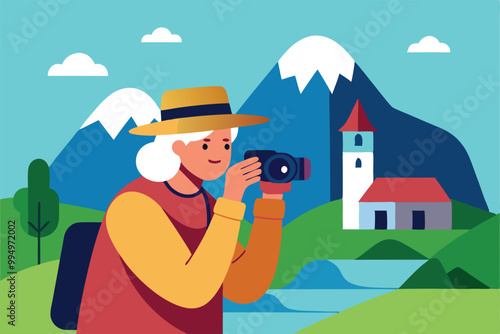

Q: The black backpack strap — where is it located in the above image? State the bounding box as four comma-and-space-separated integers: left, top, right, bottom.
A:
200, 187, 211, 229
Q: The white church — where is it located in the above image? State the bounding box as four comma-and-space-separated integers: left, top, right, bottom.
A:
340, 100, 452, 230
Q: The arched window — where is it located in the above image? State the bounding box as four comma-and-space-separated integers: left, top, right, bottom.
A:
355, 158, 362, 168
355, 134, 363, 146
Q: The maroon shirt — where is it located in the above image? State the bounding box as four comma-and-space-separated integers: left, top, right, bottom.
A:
77, 177, 221, 334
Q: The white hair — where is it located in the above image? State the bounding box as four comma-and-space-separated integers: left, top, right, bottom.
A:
136, 128, 238, 182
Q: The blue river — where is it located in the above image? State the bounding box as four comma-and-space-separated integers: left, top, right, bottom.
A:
222, 259, 426, 334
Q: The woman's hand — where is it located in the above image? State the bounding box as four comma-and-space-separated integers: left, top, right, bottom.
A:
223, 157, 262, 202
260, 181, 291, 200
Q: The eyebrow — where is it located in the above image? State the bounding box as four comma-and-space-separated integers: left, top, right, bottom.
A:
223, 138, 230, 142
203, 139, 211, 142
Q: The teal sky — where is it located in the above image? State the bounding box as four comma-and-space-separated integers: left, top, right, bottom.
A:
1, 0, 498, 212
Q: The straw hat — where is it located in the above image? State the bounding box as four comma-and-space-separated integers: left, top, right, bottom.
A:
129, 86, 269, 136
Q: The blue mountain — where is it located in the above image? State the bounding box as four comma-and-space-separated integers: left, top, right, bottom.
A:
49, 88, 159, 211
232, 37, 487, 225
50, 119, 153, 210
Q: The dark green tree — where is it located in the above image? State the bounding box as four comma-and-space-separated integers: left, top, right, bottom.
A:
13, 159, 59, 265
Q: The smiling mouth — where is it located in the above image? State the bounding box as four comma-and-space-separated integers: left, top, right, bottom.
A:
209, 160, 221, 164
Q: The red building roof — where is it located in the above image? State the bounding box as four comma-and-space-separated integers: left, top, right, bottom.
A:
359, 178, 451, 203
339, 99, 377, 132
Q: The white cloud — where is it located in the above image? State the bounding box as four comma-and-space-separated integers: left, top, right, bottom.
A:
141, 27, 182, 43
407, 36, 450, 53
48, 53, 108, 76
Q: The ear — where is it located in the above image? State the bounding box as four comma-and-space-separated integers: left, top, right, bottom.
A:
172, 140, 186, 156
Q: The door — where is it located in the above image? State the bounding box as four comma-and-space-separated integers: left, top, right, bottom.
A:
375, 210, 387, 229
412, 210, 425, 229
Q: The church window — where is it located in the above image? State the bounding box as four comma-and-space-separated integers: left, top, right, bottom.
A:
355, 134, 363, 146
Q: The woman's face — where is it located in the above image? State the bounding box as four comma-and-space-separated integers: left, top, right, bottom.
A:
173, 128, 232, 181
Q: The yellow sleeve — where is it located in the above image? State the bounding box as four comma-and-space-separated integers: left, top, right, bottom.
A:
223, 198, 284, 303
106, 191, 244, 309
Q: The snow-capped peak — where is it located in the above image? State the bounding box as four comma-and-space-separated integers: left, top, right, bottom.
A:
81, 88, 160, 139
278, 36, 355, 93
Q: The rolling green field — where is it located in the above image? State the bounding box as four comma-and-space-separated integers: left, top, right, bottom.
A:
0, 198, 104, 280
451, 200, 495, 229
0, 260, 74, 334
417, 214, 499, 288
298, 289, 500, 334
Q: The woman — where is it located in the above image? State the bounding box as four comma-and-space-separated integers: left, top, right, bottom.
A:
77, 86, 290, 334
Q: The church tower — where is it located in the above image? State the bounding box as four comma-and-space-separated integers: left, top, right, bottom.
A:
339, 100, 377, 229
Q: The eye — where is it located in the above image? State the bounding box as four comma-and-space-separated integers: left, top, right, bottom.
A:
224, 144, 230, 150
203, 143, 208, 150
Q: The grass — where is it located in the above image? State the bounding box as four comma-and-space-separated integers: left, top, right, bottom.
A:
357, 239, 427, 259
451, 200, 495, 229
432, 214, 499, 288
298, 289, 500, 334
0, 260, 74, 334
400, 214, 499, 289
0, 198, 104, 280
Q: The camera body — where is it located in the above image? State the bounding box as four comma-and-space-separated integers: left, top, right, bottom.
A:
244, 150, 311, 183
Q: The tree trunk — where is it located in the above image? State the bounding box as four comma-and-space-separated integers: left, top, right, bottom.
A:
37, 202, 41, 265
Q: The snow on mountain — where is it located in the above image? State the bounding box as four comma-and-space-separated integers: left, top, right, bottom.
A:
278, 36, 355, 93
81, 88, 160, 139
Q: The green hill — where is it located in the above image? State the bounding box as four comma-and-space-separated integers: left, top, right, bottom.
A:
447, 267, 489, 289
0, 198, 104, 279
433, 214, 499, 288
401, 258, 452, 288
398, 214, 499, 289
0, 260, 73, 334
452, 200, 495, 229
357, 239, 427, 259
298, 289, 500, 334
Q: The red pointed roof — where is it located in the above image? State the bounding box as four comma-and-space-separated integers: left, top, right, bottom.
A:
339, 100, 377, 132
359, 178, 451, 203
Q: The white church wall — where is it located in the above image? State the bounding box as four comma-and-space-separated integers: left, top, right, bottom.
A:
342, 151, 373, 229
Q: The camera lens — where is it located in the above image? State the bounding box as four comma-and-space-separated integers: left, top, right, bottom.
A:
264, 154, 297, 183
269, 158, 289, 180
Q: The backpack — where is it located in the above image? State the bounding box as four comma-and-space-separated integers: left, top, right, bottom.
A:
51, 222, 101, 330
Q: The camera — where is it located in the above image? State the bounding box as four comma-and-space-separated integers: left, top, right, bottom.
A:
244, 150, 311, 183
